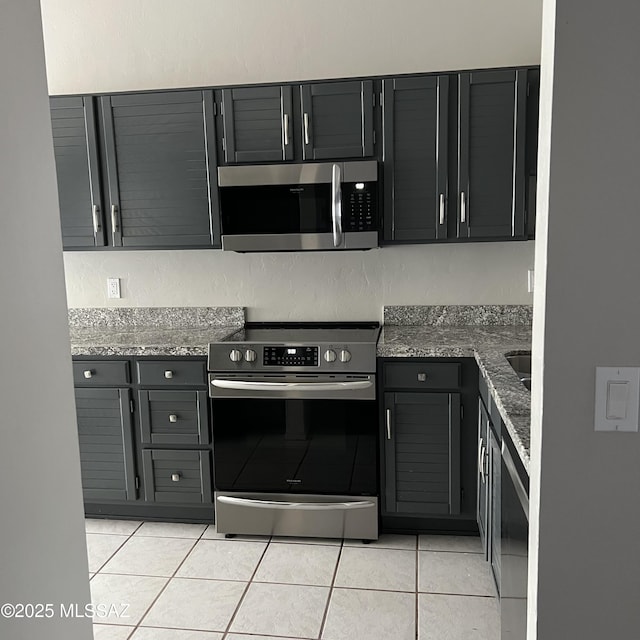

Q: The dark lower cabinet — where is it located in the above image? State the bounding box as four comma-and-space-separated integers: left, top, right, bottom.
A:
74, 356, 214, 522
383, 391, 461, 515
380, 358, 479, 533
75, 387, 137, 502
142, 449, 212, 504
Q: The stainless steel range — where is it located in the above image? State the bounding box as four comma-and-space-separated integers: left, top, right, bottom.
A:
208, 323, 380, 541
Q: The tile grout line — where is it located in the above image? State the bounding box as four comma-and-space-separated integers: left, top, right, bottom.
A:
317, 537, 345, 640
123, 523, 208, 638
220, 534, 273, 639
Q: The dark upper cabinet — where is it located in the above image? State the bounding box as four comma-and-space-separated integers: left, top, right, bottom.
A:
51, 90, 220, 250
221, 85, 294, 163
50, 96, 105, 249
457, 69, 528, 239
382, 76, 449, 242
300, 80, 374, 160
218, 79, 375, 164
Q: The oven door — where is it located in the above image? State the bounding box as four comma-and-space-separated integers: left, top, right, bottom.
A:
209, 374, 378, 496
218, 161, 378, 252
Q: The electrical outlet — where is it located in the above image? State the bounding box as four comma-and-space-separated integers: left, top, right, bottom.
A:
527, 269, 535, 293
107, 278, 121, 299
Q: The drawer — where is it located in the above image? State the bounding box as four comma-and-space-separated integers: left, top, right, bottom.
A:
142, 449, 212, 504
139, 390, 209, 446
73, 360, 130, 386
383, 362, 461, 390
136, 360, 206, 387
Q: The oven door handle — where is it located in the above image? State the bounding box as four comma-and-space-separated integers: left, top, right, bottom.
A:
211, 379, 372, 392
217, 496, 375, 510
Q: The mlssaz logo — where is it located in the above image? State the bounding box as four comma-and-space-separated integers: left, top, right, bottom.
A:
286, 479, 302, 484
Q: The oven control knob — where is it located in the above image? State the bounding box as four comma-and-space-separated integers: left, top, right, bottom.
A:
229, 349, 243, 363
324, 349, 337, 363
339, 349, 352, 363
245, 349, 257, 362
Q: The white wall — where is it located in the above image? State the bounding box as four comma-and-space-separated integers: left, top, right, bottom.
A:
530, 0, 640, 637
40, 0, 542, 314
64, 242, 535, 321
41, 0, 542, 95
0, 2, 91, 639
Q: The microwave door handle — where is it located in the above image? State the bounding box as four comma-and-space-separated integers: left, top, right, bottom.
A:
331, 163, 343, 247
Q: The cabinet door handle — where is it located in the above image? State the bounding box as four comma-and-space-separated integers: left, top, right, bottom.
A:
83, 370, 93, 379
283, 113, 289, 146
164, 370, 174, 379
169, 414, 178, 423
111, 204, 119, 244
171, 473, 181, 482
303, 112, 310, 145
460, 191, 466, 224
386, 408, 392, 440
92, 204, 101, 234
439, 193, 445, 225
478, 441, 486, 483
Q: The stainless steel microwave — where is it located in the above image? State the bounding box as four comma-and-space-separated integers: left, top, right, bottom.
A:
217, 160, 378, 252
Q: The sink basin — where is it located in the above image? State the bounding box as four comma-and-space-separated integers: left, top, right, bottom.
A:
506, 352, 532, 391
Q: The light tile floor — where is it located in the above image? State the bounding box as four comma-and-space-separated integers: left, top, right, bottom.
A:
87, 520, 499, 640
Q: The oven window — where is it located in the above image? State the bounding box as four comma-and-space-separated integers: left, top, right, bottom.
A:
219, 184, 332, 235
212, 398, 378, 496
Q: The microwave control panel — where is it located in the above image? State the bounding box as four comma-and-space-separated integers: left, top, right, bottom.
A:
343, 182, 376, 232
264, 346, 319, 367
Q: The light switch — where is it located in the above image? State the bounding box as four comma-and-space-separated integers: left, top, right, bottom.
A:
595, 367, 640, 432
606, 381, 629, 420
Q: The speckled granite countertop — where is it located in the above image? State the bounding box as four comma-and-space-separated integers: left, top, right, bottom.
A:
69, 307, 244, 357
379, 306, 532, 472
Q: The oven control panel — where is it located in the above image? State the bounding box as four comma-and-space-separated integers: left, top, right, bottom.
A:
264, 346, 318, 367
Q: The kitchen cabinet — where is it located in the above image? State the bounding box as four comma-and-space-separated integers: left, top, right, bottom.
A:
136, 358, 213, 507
477, 397, 490, 556
72, 360, 137, 503
380, 359, 484, 527
72, 356, 214, 521
456, 69, 527, 239
220, 85, 295, 163
50, 96, 105, 248
383, 67, 538, 244
51, 91, 220, 250
382, 75, 450, 242
218, 79, 375, 164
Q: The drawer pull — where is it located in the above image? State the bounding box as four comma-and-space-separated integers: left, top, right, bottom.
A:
386, 408, 392, 440
171, 473, 181, 482
83, 370, 94, 379
417, 373, 427, 382
169, 414, 178, 423
164, 370, 174, 379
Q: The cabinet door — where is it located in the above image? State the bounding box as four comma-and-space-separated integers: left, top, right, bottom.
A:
383, 392, 461, 516
50, 96, 105, 248
477, 398, 490, 558
221, 85, 294, 163
301, 80, 374, 160
75, 387, 137, 502
142, 449, 212, 504
100, 90, 219, 248
138, 389, 209, 446
383, 76, 449, 242
457, 69, 527, 239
